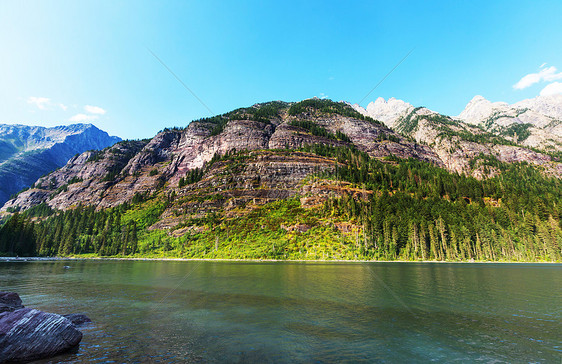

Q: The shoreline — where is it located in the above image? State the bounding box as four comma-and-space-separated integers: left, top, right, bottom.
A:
1, 256, 560, 264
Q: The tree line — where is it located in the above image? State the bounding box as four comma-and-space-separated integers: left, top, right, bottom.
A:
304, 144, 561, 261
0, 205, 138, 257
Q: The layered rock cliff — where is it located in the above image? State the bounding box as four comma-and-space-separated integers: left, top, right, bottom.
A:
2, 100, 440, 213
3, 98, 561, 220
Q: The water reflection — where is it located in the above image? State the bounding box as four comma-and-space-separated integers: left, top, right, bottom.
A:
1, 261, 560, 363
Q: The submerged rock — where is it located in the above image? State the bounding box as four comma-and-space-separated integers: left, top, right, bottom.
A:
0, 291, 24, 313
0, 308, 83, 362
63, 313, 92, 326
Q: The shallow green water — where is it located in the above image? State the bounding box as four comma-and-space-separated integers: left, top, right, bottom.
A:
1, 260, 560, 363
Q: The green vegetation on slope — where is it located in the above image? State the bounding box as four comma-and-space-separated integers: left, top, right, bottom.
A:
1, 144, 560, 261
500, 123, 532, 142
195, 101, 288, 136
288, 99, 381, 124
289, 120, 351, 142
396, 110, 562, 162
396, 110, 519, 147
304, 145, 561, 261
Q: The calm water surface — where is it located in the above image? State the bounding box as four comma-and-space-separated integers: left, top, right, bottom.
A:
1, 260, 560, 363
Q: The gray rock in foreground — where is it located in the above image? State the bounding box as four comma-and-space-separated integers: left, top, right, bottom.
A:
0, 291, 24, 313
0, 308, 83, 362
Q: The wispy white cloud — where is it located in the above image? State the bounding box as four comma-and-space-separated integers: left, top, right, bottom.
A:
27, 98, 106, 120
540, 62, 547, 68
540, 82, 562, 96
513, 66, 562, 90
318, 93, 329, 99
26, 97, 104, 115
69, 113, 98, 122
84, 105, 106, 115
27, 96, 51, 110
27, 97, 68, 112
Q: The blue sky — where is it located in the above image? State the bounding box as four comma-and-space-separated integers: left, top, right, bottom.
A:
1, 0, 561, 139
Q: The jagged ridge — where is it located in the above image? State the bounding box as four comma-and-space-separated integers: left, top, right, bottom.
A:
353, 97, 562, 178
0, 124, 121, 206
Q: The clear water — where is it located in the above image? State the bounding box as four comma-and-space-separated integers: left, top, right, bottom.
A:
1, 260, 560, 363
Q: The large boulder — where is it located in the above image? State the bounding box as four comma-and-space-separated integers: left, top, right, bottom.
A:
0, 291, 24, 313
0, 308, 83, 362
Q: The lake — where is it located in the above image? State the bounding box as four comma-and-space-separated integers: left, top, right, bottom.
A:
1, 260, 560, 363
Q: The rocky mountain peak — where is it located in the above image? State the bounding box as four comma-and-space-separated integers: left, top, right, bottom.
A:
3, 96, 562, 216
457, 95, 510, 125
352, 97, 414, 128
448, 94, 562, 151
0, 123, 119, 155
0, 123, 121, 206
512, 94, 562, 120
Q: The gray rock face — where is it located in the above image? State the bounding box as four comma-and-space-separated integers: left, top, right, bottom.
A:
351, 97, 414, 128
354, 99, 562, 178
1, 139, 148, 212
455, 95, 562, 150
0, 123, 121, 206
0, 308, 83, 362
0, 291, 24, 313
168, 119, 276, 177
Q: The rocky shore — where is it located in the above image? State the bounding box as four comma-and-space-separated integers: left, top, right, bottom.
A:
0, 291, 90, 362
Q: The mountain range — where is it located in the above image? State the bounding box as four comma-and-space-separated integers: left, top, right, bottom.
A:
0, 124, 120, 206
1, 96, 560, 262
355, 94, 562, 151
352, 94, 562, 178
